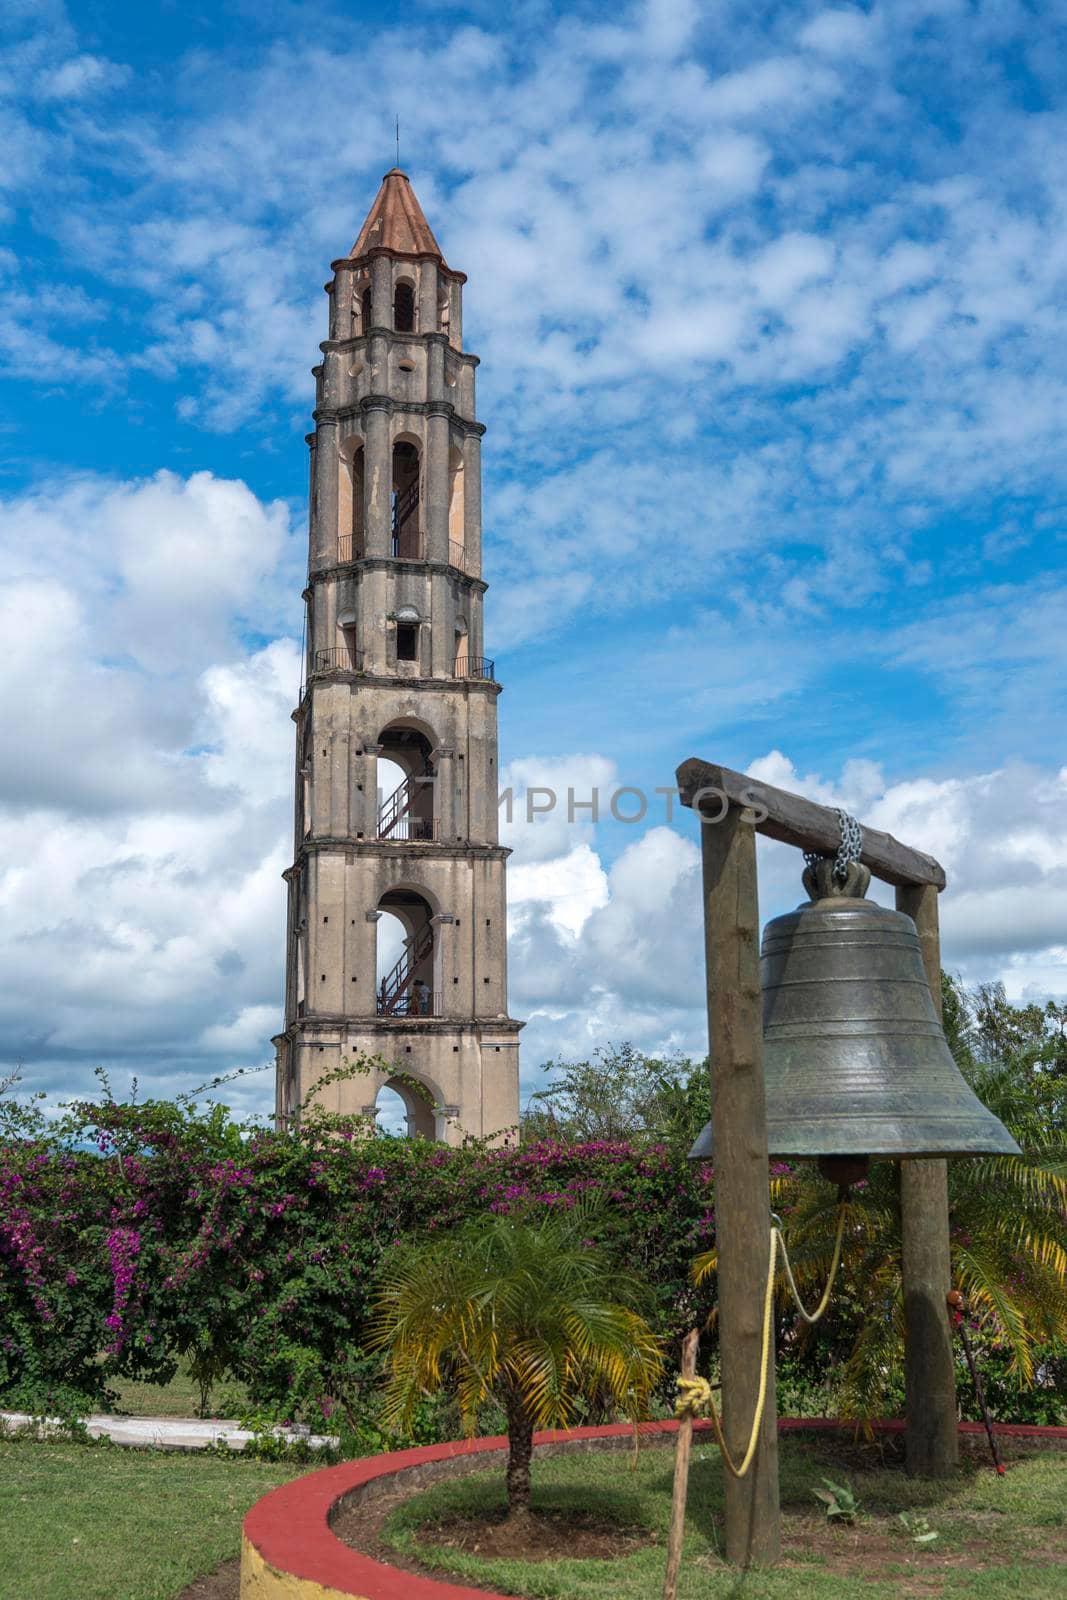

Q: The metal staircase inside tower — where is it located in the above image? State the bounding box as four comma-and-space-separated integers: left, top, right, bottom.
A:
377, 923, 434, 1015
377, 764, 436, 841
391, 478, 420, 558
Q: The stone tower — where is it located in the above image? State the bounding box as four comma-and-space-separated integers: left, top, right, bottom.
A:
273, 170, 522, 1143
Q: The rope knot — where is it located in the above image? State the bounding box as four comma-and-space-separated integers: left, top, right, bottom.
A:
674, 1375, 713, 1420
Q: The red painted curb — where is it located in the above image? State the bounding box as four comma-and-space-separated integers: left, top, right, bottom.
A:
242, 1416, 1067, 1598
243, 1423, 677, 1599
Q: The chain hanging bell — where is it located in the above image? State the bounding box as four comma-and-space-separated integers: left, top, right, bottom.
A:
690, 812, 1021, 1183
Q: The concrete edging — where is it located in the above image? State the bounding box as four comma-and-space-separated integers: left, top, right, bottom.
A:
239, 1416, 1067, 1599
0, 1410, 339, 1453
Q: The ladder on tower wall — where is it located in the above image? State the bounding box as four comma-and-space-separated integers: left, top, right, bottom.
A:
377, 924, 434, 1015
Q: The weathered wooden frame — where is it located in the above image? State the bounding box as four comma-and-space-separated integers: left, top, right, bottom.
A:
677, 758, 957, 1567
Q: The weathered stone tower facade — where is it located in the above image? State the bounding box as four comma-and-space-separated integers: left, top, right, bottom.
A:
273, 170, 521, 1143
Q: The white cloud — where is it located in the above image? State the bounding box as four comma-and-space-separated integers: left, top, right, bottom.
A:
707, 56, 842, 120
2, 0, 1065, 665
751, 232, 835, 304
509, 747, 1067, 1095
0, 466, 298, 1111
799, 8, 882, 58
199, 1005, 281, 1057
36, 53, 127, 100
501, 754, 618, 865
509, 844, 610, 939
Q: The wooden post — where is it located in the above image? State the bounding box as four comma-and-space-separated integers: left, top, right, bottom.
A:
663, 1328, 700, 1600
701, 804, 780, 1566
896, 882, 958, 1478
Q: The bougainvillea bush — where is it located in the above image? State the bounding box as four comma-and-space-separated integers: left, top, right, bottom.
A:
3, 983, 1063, 1438
0, 1068, 716, 1433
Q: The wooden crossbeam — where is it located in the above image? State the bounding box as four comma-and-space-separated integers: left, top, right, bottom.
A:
676, 758, 945, 890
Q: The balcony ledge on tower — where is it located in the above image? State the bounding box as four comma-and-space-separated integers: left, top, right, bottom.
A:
290, 837, 512, 865
307, 553, 487, 591
272, 1016, 525, 1047
319, 330, 481, 368
297, 659, 500, 706
312, 399, 486, 436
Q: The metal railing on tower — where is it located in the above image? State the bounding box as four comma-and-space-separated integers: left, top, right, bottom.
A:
454, 655, 496, 681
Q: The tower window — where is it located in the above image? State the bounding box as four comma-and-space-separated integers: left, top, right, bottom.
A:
397, 622, 418, 661
361, 286, 372, 332
394, 282, 415, 332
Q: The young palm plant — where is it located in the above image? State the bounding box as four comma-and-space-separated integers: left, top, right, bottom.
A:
369, 1207, 664, 1515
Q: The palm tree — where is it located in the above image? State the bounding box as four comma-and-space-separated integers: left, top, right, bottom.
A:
369, 1208, 664, 1514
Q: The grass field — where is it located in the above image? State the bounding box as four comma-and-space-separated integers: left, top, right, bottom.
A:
106, 1361, 249, 1420
0, 1439, 303, 1600
381, 1435, 1067, 1599
3, 1429, 1065, 1600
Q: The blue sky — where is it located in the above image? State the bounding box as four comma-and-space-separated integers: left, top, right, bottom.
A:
2, 0, 1066, 1119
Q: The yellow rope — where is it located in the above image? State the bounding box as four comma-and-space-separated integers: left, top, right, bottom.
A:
679, 1205, 848, 1478
776, 1204, 848, 1325
701, 1226, 778, 1478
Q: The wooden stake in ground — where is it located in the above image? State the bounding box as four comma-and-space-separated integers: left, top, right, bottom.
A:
663, 1328, 701, 1600
700, 803, 781, 1566
896, 882, 959, 1479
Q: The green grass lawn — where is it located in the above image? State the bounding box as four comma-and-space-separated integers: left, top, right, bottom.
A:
0, 1439, 304, 1600
381, 1436, 1067, 1599
3, 1432, 1064, 1600
106, 1361, 249, 1420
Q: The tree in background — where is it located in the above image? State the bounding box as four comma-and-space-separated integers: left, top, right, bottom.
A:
522, 1043, 710, 1148
369, 1208, 664, 1514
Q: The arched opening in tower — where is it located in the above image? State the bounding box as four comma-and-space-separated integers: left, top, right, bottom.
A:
336, 610, 359, 670
338, 439, 364, 563
377, 723, 437, 841
448, 444, 465, 568
376, 889, 436, 1017
374, 1078, 436, 1140
360, 285, 372, 333
394, 280, 415, 333
391, 440, 421, 559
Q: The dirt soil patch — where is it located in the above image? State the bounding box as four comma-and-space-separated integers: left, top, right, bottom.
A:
367, 1503, 654, 1563
176, 1560, 239, 1600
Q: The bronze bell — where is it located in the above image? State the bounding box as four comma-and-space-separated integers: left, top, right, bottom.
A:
690, 855, 1021, 1179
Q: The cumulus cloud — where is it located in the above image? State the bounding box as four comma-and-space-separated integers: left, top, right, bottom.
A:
508, 748, 1067, 1093
0, 1, 1064, 1120
799, 8, 882, 58
0, 471, 297, 814
36, 53, 127, 101
0, 0, 1064, 657
0, 468, 298, 1114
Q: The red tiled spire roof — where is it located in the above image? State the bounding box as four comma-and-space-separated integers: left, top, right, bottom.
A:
349, 170, 446, 263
